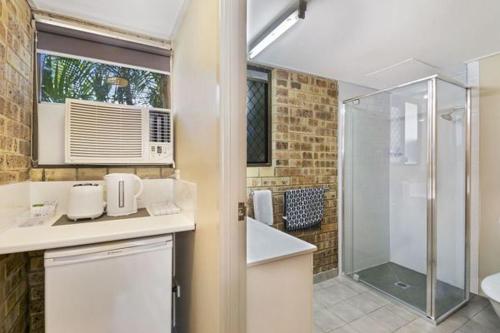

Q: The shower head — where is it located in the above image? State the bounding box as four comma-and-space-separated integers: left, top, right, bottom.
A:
440, 107, 465, 121
440, 113, 454, 121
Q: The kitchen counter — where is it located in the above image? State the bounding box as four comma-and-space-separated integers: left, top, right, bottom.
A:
0, 179, 197, 254
0, 212, 195, 254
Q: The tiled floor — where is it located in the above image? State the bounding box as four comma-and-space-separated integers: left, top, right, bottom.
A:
314, 276, 500, 333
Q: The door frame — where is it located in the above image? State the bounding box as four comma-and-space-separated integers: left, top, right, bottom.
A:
218, 0, 247, 332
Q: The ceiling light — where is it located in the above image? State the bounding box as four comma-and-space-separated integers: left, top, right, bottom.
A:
248, 1, 307, 59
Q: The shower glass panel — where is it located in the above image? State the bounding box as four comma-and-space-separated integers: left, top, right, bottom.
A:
342, 76, 469, 323
343, 81, 430, 313
435, 79, 467, 317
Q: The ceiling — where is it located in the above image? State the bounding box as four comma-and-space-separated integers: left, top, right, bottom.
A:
31, 0, 187, 40
248, 0, 500, 89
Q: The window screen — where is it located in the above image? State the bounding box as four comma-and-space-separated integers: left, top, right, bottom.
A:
247, 67, 271, 165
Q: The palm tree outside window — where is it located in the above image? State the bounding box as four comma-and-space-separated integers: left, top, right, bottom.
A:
38, 53, 170, 109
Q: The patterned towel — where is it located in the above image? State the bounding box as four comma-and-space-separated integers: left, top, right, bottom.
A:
284, 187, 326, 231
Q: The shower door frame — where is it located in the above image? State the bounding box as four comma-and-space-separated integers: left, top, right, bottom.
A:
340, 75, 471, 323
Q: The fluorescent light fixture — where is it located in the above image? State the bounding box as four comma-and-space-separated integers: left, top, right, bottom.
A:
248, 10, 301, 59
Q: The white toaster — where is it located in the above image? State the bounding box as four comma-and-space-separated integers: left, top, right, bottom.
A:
67, 183, 105, 221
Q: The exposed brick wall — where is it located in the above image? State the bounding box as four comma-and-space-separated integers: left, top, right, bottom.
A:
26, 252, 43, 333
0, 0, 33, 332
0, 0, 33, 185
247, 68, 338, 274
0, 253, 29, 333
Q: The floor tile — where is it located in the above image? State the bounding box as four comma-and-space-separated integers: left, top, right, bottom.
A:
344, 292, 386, 314
314, 307, 347, 332
469, 305, 500, 331
457, 319, 497, 333
330, 324, 360, 333
456, 295, 489, 319
314, 277, 493, 333
349, 315, 393, 333
336, 276, 371, 293
394, 318, 438, 333
382, 302, 419, 322
395, 313, 468, 333
328, 300, 366, 323
434, 313, 468, 332
317, 283, 358, 307
314, 324, 325, 333
368, 307, 411, 331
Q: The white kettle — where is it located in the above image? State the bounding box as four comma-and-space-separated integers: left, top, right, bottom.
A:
104, 173, 144, 216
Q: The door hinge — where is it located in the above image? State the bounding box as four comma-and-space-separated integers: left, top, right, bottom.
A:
238, 202, 247, 221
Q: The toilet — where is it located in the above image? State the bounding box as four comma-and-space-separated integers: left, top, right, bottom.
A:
481, 272, 500, 317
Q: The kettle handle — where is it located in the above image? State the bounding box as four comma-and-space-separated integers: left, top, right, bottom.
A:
133, 175, 144, 199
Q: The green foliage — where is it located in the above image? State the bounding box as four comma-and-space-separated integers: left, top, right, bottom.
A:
39, 54, 168, 108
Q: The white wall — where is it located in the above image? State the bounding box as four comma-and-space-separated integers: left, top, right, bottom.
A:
389, 95, 428, 275
478, 54, 500, 288
172, 0, 221, 332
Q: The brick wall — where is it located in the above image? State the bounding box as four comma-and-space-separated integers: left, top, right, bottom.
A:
0, 0, 33, 185
247, 68, 338, 274
0, 0, 33, 332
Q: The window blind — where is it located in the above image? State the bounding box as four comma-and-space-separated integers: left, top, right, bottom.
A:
36, 22, 170, 73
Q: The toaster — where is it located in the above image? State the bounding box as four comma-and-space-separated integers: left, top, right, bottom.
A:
67, 183, 105, 221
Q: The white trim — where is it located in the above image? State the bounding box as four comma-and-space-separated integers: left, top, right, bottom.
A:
337, 102, 345, 274
36, 49, 171, 76
219, 0, 247, 332
467, 61, 480, 294
33, 12, 171, 51
465, 50, 500, 64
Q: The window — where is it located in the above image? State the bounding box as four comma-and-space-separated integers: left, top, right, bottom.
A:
38, 53, 170, 109
247, 66, 271, 166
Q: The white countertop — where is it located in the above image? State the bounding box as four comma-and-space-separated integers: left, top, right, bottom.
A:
247, 217, 317, 267
0, 213, 195, 254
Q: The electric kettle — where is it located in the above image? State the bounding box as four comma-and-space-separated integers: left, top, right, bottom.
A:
104, 173, 144, 216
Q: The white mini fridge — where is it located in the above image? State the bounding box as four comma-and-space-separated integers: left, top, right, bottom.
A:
45, 235, 172, 333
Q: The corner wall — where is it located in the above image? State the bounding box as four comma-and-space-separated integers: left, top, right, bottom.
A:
171, 0, 221, 332
246, 69, 338, 274
0, 0, 33, 332
479, 53, 500, 284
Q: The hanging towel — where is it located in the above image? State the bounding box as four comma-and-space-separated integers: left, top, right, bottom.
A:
284, 187, 326, 231
252, 190, 274, 226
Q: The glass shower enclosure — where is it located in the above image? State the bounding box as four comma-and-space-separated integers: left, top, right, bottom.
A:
342, 75, 470, 323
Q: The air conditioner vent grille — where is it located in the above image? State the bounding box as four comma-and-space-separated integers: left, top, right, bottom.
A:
149, 110, 171, 143
67, 101, 143, 159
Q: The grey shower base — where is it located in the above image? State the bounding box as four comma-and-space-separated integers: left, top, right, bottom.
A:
355, 262, 465, 318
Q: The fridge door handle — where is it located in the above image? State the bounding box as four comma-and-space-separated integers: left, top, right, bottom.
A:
45, 241, 171, 267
